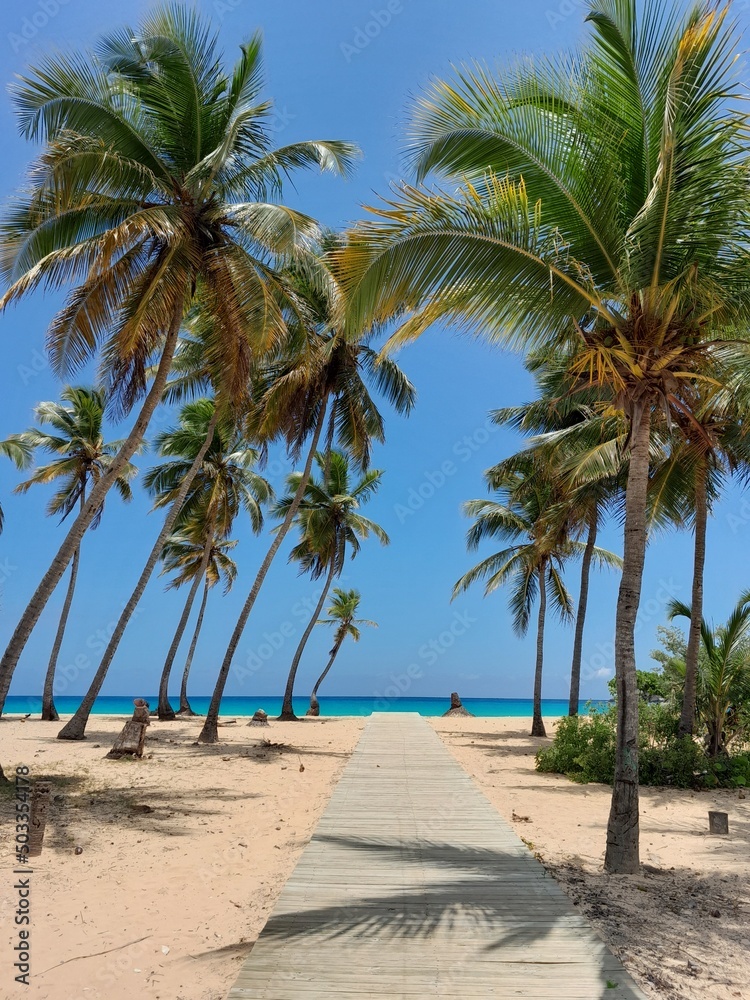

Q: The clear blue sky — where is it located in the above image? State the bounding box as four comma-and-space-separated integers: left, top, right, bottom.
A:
1, 0, 749, 705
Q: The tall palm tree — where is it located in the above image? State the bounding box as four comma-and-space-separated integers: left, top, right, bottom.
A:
649, 386, 750, 738
668, 596, 750, 757
57, 401, 221, 740
454, 461, 619, 737
159, 531, 238, 716
274, 450, 388, 721
196, 250, 414, 743
306, 588, 377, 716
337, 0, 750, 872
0, 5, 358, 712
491, 352, 625, 716
146, 400, 271, 720
5, 388, 137, 720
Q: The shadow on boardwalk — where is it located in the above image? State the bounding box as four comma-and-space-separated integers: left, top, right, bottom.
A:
254, 833, 644, 1000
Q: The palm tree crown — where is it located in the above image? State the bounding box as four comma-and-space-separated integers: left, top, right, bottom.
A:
8, 387, 137, 526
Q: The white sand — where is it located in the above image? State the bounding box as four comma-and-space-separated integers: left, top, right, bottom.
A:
1, 713, 747, 1000
433, 716, 750, 1000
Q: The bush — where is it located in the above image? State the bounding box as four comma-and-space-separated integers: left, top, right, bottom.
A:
536, 708, 750, 789
536, 712, 615, 784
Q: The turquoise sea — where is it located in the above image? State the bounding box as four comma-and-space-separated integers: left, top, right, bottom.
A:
4, 695, 607, 717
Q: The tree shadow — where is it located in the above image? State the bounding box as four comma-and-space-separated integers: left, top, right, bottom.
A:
240, 832, 645, 999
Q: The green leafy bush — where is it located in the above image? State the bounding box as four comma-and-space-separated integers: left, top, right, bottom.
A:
536, 707, 750, 789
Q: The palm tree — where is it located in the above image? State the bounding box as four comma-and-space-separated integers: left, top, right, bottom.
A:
306, 588, 377, 716
196, 249, 414, 743
337, 0, 750, 872
455, 462, 592, 737
0, 5, 358, 712
669, 596, 750, 757
147, 400, 271, 720
5, 388, 137, 720
649, 386, 750, 738
491, 353, 625, 716
159, 531, 238, 716
57, 402, 221, 740
274, 450, 388, 721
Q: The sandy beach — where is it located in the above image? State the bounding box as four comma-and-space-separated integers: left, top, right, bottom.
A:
1, 713, 748, 1000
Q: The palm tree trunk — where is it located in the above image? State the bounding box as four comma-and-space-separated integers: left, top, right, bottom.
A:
41, 544, 81, 721
531, 564, 548, 738
279, 560, 337, 721
57, 410, 218, 741
157, 527, 215, 721
197, 398, 329, 744
179, 578, 209, 716
679, 459, 707, 737
604, 405, 651, 875
307, 634, 345, 716
568, 512, 598, 717
0, 302, 186, 715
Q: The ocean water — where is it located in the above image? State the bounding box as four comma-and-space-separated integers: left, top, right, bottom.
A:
4, 695, 607, 718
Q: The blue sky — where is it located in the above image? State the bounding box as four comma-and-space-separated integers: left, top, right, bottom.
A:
0, 0, 749, 706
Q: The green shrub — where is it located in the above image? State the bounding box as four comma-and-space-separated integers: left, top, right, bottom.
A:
536, 710, 750, 789
536, 712, 615, 784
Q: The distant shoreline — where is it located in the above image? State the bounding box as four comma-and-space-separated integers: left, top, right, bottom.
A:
3, 695, 608, 718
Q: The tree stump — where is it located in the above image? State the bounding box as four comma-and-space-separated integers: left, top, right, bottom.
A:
106, 699, 150, 758
442, 691, 475, 717
708, 811, 729, 835
132, 699, 151, 726
28, 782, 52, 857
249, 709, 269, 727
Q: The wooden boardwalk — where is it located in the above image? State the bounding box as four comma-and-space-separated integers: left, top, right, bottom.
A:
227, 713, 647, 999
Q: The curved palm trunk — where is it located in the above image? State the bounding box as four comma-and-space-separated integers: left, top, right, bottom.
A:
157, 528, 214, 721
197, 399, 329, 744
41, 543, 81, 721
306, 633, 345, 716
0, 304, 185, 715
57, 411, 218, 741
679, 459, 707, 737
279, 560, 337, 721
531, 564, 548, 738
568, 512, 598, 717
605, 406, 651, 875
178, 578, 209, 716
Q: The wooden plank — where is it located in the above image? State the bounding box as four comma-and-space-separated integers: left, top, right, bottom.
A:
226, 713, 647, 1000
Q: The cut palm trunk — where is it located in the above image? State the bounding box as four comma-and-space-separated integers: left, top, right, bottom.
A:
57, 412, 217, 741
605, 406, 651, 875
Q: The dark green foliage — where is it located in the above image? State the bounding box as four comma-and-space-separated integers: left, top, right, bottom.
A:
537, 706, 750, 789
